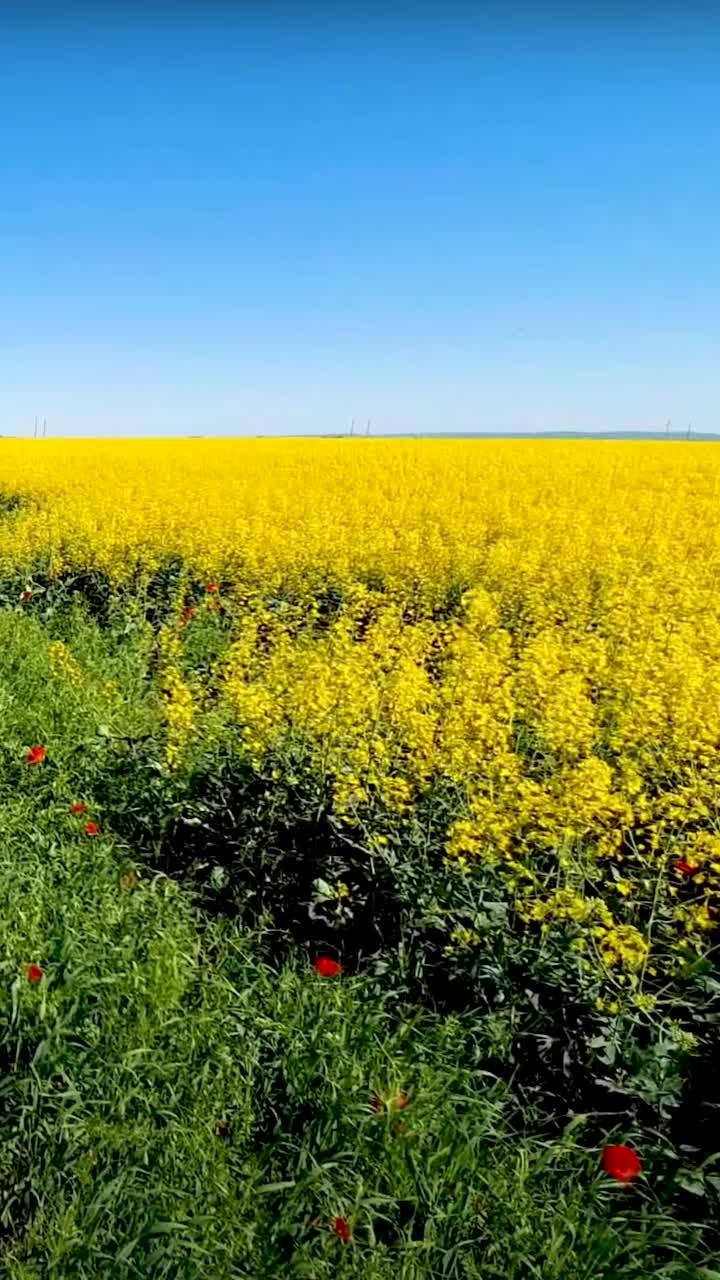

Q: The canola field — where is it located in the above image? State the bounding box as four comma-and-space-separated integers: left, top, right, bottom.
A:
0, 438, 718, 1278
5, 438, 720, 966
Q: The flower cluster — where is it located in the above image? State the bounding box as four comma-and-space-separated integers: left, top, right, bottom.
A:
157, 627, 196, 770
48, 640, 83, 685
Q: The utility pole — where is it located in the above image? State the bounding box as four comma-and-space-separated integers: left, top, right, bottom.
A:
350, 418, 355, 437
366, 419, 371, 436
34, 415, 38, 439
43, 418, 47, 438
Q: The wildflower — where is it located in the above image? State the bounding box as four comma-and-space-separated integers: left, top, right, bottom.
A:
21, 590, 32, 601
158, 628, 195, 769
332, 1216, 351, 1243
632, 992, 657, 1013
84, 821, 99, 836
594, 923, 649, 969
674, 859, 698, 877
26, 745, 46, 766
676, 900, 715, 934
444, 926, 481, 956
48, 641, 82, 684
26, 963, 44, 983
602, 1144, 642, 1183
119, 870, 138, 892
667, 1021, 699, 1053
70, 802, 87, 814
214, 1119, 230, 1138
313, 956, 342, 977
206, 582, 218, 594
178, 605, 196, 627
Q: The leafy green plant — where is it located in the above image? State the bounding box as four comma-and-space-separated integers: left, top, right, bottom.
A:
0, 583, 717, 1277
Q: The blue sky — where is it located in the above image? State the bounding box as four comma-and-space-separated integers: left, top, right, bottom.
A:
1, 3, 719, 436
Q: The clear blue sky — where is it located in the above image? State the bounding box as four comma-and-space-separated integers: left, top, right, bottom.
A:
1, 3, 718, 437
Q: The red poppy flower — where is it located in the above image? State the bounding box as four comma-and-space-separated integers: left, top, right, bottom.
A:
71, 802, 87, 814
179, 605, 196, 626
332, 1216, 351, 1243
84, 821, 99, 836
313, 956, 342, 978
602, 1144, 642, 1183
27, 963, 44, 983
22, 590, 32, 602
26, 745, 46, 766
674, 859, 698, 877
206, 582, 218, 594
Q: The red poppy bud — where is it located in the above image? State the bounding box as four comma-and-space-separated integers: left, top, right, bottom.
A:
332, 1216, 351, 1243
602, 1144, 642, 1183
71, 802, 87, 814
84, 821, 99, 836
206, 582, 218, 594
27, 964, 44, 983
26, 745, 46, 766
313, 956, 342, 977
674, 859, 698, 877
22, 590, 32, 602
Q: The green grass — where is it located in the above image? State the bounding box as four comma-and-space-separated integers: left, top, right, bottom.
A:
0, 595, 716, 1278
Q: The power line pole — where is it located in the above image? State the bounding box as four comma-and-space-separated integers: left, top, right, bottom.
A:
34, 415, 38, 440
43, 418, 47, 439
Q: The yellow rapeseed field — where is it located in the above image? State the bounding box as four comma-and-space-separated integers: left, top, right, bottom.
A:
3, 437, 720, 985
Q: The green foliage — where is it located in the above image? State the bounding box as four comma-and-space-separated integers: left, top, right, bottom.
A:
0, 597, 716, 1277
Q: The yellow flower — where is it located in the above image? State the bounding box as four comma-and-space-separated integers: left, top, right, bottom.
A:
48, 640, 83, 685
632, 992, 657, 1013
666, 1023, 698, 1053
444, 926, 481, 956
0, 437, 718, 969
593, 924, 649, 970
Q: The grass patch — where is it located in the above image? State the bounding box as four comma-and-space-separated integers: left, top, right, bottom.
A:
0, 577, 716, 1276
